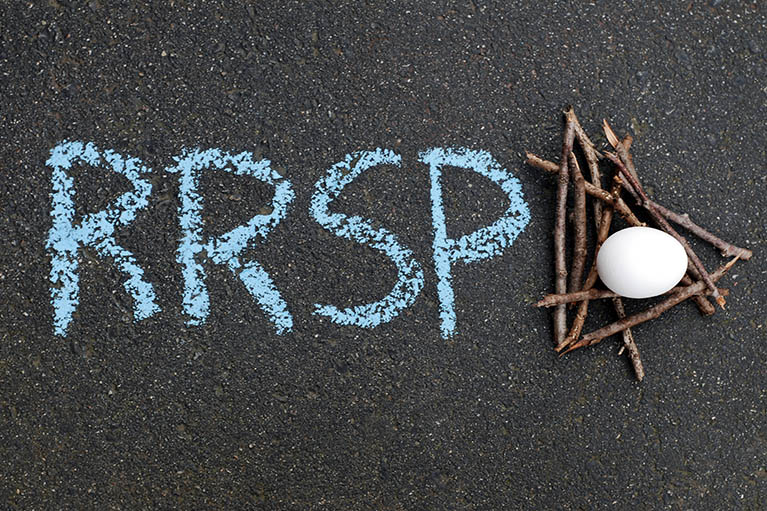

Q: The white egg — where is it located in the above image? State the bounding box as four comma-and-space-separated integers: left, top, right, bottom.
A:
596, 226, 688, 299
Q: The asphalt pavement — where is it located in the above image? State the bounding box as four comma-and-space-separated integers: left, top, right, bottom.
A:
1, 1, 765, 509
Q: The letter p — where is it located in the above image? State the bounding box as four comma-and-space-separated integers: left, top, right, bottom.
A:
419, 147, 530, 338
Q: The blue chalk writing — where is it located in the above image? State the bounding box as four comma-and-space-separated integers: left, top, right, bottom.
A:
310, 149, 424, 328
46, 141, 160, 336
419, 147, 530, 338
167, 148, 294, 334
46, 142, 531, 338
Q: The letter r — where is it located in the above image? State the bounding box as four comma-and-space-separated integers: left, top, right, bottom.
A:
46, 141, 160, 336
167, 148, 295, 334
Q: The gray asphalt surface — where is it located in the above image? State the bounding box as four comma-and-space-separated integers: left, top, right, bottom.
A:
1, 1, 766, 509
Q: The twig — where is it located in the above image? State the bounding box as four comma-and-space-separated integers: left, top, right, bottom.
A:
679, 273, 715, 316
604, 120, 640, 182
602, 173, 639, 372
568, 152, 587, 295
650, 202, 753, 260
602, 131, 719, 315
525, 152, 559, 173
552, 107, 577, 346
525, 153, 645, 227
612, 297, 644, 381
571, 112, 603, 225
606, 153, 640, 374
536, 285, 729, 307
610, 125, 745, 259
604, 152, 725, 308
564, 256, 740, 352
557, 178, 618, 351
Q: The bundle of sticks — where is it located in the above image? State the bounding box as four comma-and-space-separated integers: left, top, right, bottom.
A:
527, 107, 753, 381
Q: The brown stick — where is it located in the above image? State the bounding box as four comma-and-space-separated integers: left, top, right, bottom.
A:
679, 273, 715, 316
571, 112, 603, 225
587, 154, 603, 233
611, 298, 636, 377
557, 178, 619, 351
604, 161, 641, 376
564, 256, 740, 352
525, 153, 645, 227
601, 133, 719, 315
612, 297, 644, 381
604, 120, 640, 182
562, 137, 609, 351
552, 108, 577, 346
605, 119, 745, 257
610, 164, 712, 313
568, 152, 587, 295
604, 152, 725, 308
536, 286, 729, 307
525, 152, 559, 174
650, 202, 753, 260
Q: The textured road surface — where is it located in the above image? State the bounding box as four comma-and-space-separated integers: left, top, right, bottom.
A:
1, 1, 766, 509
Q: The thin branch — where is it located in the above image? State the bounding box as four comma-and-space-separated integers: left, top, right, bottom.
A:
525, 152, 559, 173
679, 273, 715, 316
568, 152, 587, 295
571, 111, 603, 225
536, 285, 729, 307
525, 153, 645, 227
604, 119, 640, 182
604, 152, 725, 308
602, 132, 719, 315
557, 177, 618, 351
564, 256, 740, 352
603, 119, 620, 148
650, 202, 753, 260
553, 107, 577, 346
612, 297, 644, 382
